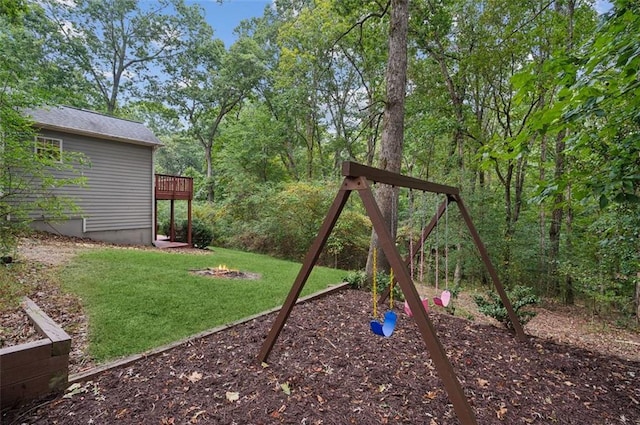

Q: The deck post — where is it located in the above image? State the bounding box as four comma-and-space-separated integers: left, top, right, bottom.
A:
187, 199, 192, 247
170, 199, 176, 242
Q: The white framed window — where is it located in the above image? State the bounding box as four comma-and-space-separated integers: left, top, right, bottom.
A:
35, 136, 62, 162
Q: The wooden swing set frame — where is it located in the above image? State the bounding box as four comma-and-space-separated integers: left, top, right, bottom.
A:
258, 161, 526, 425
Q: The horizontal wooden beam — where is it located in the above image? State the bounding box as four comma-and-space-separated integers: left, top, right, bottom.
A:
23, 297, 71, 356
342, 161, 459, 195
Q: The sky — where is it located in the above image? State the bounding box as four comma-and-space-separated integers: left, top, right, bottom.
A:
595, 0, 613, 14
186, 0, 273, 47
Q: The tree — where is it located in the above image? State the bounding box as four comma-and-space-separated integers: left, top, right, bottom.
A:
556, 0, 639, 314
367, 0, 409, 275
0, 4, 86, 255
42, 0, 211, 115
514, 0, 637, 312
156, 35, 266, 201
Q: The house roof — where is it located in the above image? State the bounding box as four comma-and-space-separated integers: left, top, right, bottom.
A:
27, 106, 163, 147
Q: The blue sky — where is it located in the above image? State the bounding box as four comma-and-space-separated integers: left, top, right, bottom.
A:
186, 0, 272, 47
595, 0, 613, 14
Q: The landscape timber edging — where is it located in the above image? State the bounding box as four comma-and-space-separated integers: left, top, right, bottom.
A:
0, 297, 71, 410
69, 281, 351, 384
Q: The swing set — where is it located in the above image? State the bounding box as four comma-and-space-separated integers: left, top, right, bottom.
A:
257, 162, 526, 425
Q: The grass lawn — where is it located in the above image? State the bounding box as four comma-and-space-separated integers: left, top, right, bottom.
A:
62, 247, 347, 362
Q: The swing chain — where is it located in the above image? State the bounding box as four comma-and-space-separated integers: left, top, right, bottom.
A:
372, 247, 378, 318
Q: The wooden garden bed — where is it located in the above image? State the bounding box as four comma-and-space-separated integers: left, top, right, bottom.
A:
0, 297, 71, 410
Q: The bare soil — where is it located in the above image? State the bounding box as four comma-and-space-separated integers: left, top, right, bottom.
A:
2, 233, 639, 424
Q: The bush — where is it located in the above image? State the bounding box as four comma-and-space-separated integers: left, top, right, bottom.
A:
473, 285, 539, 331
189, 218, 214, 249
374, 270, 405, 303
344, 270, 367, 289
160, 217, 213, 249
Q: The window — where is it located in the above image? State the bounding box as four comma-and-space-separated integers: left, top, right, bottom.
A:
35, 136, 62, 162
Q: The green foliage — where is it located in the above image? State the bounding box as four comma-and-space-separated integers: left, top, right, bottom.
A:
473, 285, 540, 331
157, 203, 214, 249
343, 270, 367, 289
175, 218, 214, 249
324, 208, 371, 270
42, 0, 213, 114
558, 203, 639, 318
0, 263, 26, 312
0, 8, 87, 256
374, 271, 405, 303
62, 247, 346, 361
189, 219, 214, 249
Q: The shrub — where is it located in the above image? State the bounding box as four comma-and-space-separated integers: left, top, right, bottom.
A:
344, 270, 367, 289
473, 285, 539, 331
323, 209, 371, 269
188, 218, 214, 249
374, 270, 405, 302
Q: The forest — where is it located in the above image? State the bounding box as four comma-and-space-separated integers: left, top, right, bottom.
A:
1, 0, 638, 321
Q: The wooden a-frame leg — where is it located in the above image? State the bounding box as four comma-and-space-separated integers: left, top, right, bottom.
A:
358, 185, 478, 425
257, 178, 354, 362
453, 194, 526, 341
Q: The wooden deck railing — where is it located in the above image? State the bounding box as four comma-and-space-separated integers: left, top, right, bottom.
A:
155, 174, 193, 200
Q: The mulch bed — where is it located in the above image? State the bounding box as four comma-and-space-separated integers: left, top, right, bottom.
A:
4, 289, 639, 425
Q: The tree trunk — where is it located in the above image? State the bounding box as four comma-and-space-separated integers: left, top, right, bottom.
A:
365, 0, 408, 277
636, 272, 640, 323
204, 143, 214, 203
539, 134, 547, 288
564, 185, 574, 304
549, 0, 575, 301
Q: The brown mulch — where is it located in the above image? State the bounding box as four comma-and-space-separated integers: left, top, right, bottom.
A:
4, 289, 640, 425
2, 233, 640, 424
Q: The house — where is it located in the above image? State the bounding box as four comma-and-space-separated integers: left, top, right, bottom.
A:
26, 106, 163, 245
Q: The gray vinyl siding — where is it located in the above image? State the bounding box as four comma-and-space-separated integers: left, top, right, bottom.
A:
40, 129, 153, 233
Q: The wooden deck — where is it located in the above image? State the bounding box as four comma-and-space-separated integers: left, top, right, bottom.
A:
154, 174, 194, 246
155, 174, 193, 201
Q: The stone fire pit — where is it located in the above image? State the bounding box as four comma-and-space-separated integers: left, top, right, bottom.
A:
190, 265, 260, 280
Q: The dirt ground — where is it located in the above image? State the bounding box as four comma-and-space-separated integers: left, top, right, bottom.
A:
2, 234, 640, 424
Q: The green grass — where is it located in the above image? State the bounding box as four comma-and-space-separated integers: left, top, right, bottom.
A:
62, 247, 347, 362
0, 263, 27, 311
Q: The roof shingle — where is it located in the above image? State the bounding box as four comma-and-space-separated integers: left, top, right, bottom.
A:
27, 106, 162, 147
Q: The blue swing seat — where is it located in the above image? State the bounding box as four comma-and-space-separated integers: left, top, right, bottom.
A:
370, 310, 397, 337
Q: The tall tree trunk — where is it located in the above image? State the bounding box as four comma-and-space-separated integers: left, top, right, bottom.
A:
366, 0, 409, 277
636, 272, 640, 323
549, 0, 575, 302
539, 134, 547, 288
548, 131, 565, 295
204, 142, 214, 203
564, 185, 574, 304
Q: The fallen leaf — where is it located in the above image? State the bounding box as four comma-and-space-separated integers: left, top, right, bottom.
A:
226, 391, 240, 402
261, 362, 269, 368
63, 383, 86, 399
424, 390, 439, 400
281, 382, 291, 395
496, 404, 507, 420
190, 410, 206, 424
186, 371, 203, 383
116, 408, 129, 419
477, 378, 489, 388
